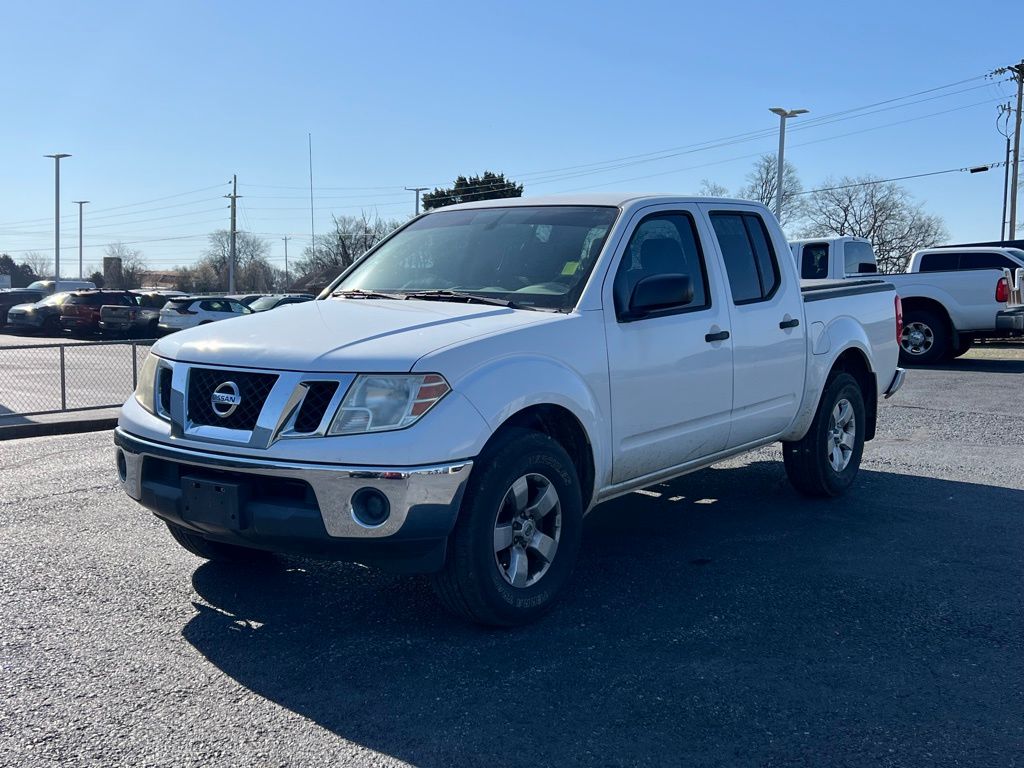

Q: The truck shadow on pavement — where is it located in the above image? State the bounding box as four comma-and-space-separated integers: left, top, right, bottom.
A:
182, 461, 1024, 767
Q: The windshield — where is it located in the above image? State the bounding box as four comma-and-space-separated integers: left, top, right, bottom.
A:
333, 205, 618, 311
26, 281, 51, 291
38, 292, 69, 307
248, 296, 280, 311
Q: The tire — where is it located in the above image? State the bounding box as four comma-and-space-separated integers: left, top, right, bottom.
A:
42, 316, 61, 335
949, 336, 973, 359
165, 522, 272, 564
430, 428, 583, 627
899, 308, 948, 365
783, 372, 866, 498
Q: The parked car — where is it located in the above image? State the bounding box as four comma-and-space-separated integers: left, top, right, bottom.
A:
790, 237, 1024, 364
60, 290, 137, 335
25, 279, 96, 295
247, 294, 314, 312
226, 294, 266, 307
5, 292, 71, 334
100, 291, 185, 336
157, 296, 252, 334
0, 288, 45, 327
117, 194, 903, 626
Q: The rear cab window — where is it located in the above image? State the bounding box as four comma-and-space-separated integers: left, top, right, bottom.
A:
844, 241, 877, 275
709, 212, 780, 304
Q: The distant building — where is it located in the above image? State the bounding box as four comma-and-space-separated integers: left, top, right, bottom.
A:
134, 270, 181, 290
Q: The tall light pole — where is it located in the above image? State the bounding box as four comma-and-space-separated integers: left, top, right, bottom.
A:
72, 200, 89, 279
405, 186, 428, 216
282, 236, 290, 287
769, 108, 808, 221
44, 153, 71, 286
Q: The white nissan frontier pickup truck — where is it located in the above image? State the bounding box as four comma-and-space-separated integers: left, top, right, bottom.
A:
116, 195, 904, 625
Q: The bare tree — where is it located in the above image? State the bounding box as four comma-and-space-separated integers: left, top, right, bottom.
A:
698, 179, 730, 197
105, 242, 147, 288
799, 176, 948, 273
198, 231, 281, 292
295, 213, 402, 282
737, 154, 805, 226
22, 251, 52, 278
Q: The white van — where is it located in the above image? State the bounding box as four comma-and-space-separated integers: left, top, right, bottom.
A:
26, 279, 97, 295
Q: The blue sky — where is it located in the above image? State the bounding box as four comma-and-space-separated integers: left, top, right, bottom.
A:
0, 0, 1020, 275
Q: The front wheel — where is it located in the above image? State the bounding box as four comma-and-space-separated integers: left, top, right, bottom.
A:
783, 372, 866, 497
430, 429, 583, 626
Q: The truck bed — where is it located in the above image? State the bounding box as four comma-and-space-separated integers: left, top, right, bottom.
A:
800, 279, 894, 302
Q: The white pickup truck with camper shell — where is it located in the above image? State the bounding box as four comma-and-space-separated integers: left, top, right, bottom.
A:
116, 194, 903, 626
791, 237, 1024, 364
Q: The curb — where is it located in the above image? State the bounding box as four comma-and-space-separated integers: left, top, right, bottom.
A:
0, 416, 118, 441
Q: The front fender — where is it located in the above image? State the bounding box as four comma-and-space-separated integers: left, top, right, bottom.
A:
456, 354, 610, 487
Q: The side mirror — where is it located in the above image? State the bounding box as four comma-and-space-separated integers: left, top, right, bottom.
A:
857, 263, 878, 274
626, 274, 693, 319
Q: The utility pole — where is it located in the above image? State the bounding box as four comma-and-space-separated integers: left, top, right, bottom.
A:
308, 133, 316, 262
224, 175, 240, 292
996, 60, 1024, 239
405, 186, 428, 216
768, 108, 808, 221
282, 236, 290, 287
44, 153, 71, 286
72, 200, 89, 279
1000, 102, 1012, 240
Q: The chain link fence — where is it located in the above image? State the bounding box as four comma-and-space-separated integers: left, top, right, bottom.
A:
0, 340, 154, 418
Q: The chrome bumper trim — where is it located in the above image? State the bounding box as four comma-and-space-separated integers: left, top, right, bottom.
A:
114, 428, 473, 539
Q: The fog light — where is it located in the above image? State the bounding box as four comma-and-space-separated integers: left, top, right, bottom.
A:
116, 450, 128, 483
351, 487, 390, 527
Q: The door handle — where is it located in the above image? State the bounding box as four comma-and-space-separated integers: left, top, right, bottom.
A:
704, 330, 730, 343
779, 318, 800, 329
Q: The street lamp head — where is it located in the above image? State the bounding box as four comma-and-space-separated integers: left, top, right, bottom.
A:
44, 153, 71, 159
72, 200, 90, 204
769, 107, 809, 118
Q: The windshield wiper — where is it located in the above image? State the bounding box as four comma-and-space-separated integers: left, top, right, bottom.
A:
403, 290, 518, 308
332, 289, 406, 300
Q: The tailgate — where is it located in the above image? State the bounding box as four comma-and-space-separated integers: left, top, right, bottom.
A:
101, 304, 136, 321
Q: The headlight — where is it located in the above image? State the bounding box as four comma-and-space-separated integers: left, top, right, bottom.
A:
134, 353, 160, 414
328, 374, 450, 435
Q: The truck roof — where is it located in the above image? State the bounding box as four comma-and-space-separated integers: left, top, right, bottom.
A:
438, 193, 767, 212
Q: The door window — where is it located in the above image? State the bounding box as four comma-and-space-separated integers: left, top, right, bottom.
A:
801, 243, 829, 279
612, 212, 709, 318
844, 241, 877, 274
710, 212, 780, 304
917, 252, 959, 272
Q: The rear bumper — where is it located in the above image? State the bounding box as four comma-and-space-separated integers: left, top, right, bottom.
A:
114, 428, 472, 572
995, 308, 1024, 334
883, 367, 906, 399
100, 320, 137, 332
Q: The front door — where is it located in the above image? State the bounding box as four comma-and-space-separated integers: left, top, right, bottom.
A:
604, 207, 734, 484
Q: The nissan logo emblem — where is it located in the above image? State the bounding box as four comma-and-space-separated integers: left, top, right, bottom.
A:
210, 381, 242, 418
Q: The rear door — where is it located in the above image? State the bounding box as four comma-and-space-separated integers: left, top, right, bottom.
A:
702, 206, 806, 447
603, 205, 734, 483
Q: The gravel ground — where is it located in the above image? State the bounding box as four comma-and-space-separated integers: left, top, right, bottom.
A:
1, 357, 1022, 767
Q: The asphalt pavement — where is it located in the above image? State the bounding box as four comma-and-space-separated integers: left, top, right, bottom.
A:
1, 358, 1022, 767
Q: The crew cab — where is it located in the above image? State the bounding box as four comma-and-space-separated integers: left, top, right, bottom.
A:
791, 237, 1023, 364
116, 195, 903, 626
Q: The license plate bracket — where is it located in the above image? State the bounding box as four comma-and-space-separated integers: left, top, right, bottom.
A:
181, 475, 246, 531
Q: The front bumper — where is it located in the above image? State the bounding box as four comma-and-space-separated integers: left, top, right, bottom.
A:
5, 314, 41, 329
995, 307, 1024, 334
114, 428, 473, 572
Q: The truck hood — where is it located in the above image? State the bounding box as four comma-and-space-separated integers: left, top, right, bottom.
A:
152, 298, 558, 372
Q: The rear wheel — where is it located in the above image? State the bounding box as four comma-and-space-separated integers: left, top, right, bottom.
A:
899, 308, 948, 365
783, 372, 866, 497
431, 429, 583, 626
165, 522, 272, 564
